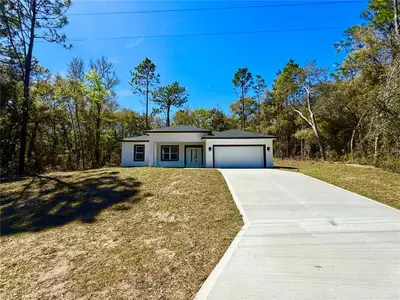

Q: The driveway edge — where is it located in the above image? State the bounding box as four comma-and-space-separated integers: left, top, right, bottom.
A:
194, 223, 248, 300
194, 170, 249, 300
297, 171, 400, 213
219, 169, 249, 223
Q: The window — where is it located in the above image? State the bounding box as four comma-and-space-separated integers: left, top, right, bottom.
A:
134, 145, 145, 161
161, 145, 179, 161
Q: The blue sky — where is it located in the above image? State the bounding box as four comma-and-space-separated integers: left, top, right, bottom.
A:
35, 0, 367, 115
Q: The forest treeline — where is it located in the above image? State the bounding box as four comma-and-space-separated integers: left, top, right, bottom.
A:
1, 0, 399, 176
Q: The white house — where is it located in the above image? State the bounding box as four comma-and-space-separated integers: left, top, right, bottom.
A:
121, 125, 277, 168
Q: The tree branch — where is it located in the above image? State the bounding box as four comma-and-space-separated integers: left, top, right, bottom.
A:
289, 103, 313, 127
1, 7, 25, 78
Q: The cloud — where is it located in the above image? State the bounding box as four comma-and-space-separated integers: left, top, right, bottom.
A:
125, 37, 144, 49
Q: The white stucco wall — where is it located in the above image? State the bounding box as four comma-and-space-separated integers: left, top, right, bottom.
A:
147, 132, 206, 142
153, 142, 205, 167
121, 133, 275, 168
121, 142, 149, 167
204, 138, 275, 168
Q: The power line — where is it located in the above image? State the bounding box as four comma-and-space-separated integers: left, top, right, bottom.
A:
66, 26, 347, 42
68, 1, 365, 16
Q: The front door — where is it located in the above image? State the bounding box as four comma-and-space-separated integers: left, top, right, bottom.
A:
185, 147, 203, 168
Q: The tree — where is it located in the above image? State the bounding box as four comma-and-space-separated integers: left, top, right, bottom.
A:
129, 58, 160, 130
209, 108, 229, 131
230, 97, 258, 130
173, 107, 194, 125
273, 60, 327, 160
1, 0, 71, 175
254, 74, 267, 132
66, 58, 86, 168
152, 81, 188, 127
90, 56, 119, 92
232, 68, 253, 130
84, 69, 110, 167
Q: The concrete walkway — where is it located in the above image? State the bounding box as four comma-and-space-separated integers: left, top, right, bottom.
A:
195, 169, 400, 300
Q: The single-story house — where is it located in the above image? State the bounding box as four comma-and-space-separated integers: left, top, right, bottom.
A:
121, 125, 277, 168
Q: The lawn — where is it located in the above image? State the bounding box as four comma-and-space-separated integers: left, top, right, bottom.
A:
0, 168, 243, 300
275, 159, 400, 210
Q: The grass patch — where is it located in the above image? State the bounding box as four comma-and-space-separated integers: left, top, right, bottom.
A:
275, 159, 400, 210
0, 168, 243, 299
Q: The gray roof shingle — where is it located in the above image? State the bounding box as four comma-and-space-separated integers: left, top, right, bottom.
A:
145, 125, 211, 133
202, 130, 277, 139
122, 135, 149, 142
122, 128, 276, 141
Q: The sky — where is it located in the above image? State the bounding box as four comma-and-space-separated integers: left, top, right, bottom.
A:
34, 0, 367, 115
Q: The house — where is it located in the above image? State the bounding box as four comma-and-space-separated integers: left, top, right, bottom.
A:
121, 125, 277, 168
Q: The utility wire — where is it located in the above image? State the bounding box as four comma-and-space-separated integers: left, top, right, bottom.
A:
68, 0, 365, 16
66, 26, 347, 42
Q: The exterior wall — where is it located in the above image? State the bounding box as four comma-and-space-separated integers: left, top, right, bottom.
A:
122, 133, 275, 168
153, 142, 205, 167
204, 139, 274, 168
147, 132, 206, 143
121, 142, 149, 167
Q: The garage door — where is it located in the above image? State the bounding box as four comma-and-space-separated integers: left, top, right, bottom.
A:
213, 145, 265, 168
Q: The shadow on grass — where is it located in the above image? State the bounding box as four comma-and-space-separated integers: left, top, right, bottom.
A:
273, 166, 298, 170
0, 170, 146, 236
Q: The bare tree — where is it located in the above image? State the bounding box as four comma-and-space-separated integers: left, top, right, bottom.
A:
287, 62, 328, 160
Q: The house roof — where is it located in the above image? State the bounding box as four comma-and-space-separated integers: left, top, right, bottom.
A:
145, 125, 211, 133
202, 130, 277, 139
122, 135, 149, 142
122, 128, 277, 141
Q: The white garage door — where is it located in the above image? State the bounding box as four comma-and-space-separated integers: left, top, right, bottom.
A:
214, 145, 265, 168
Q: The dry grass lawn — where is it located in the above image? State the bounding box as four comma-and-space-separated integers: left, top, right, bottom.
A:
275, 159, 400, 210
0, 168, 243, 300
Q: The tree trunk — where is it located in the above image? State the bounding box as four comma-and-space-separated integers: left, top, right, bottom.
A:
373, 132, 380, 166
51, 109, 58, 168
166, 105, 171, 127
68, 104, 79, 169
94, 103, 101, 167
17, 3, 36, 176
61, 121, 73, 169
145, 80, 149, 130
306, 90, 326, 161
300, 138, 303, 160
241, 87, 245, 130
289, 90, 326, 161
394, 0, 400, 37
27, 119, 39, 172
312, 124, 326, 161
350, 111, 366, 161
74, 102, 85, 169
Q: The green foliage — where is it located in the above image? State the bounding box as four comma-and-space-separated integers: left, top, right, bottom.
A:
229, 97, 258, 130
172, 107, 229, 131
1, 1, 399, 175
152, 81, 188, 126
233, 68, 254, 129
129, 58, 160, 96
129, 57, 160, 129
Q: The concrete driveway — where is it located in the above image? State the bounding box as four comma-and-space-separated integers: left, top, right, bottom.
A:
196, 169, 400, 300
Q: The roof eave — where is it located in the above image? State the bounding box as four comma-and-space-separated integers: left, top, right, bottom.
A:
202, 136, 278, 140
145, 130, 212, 134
